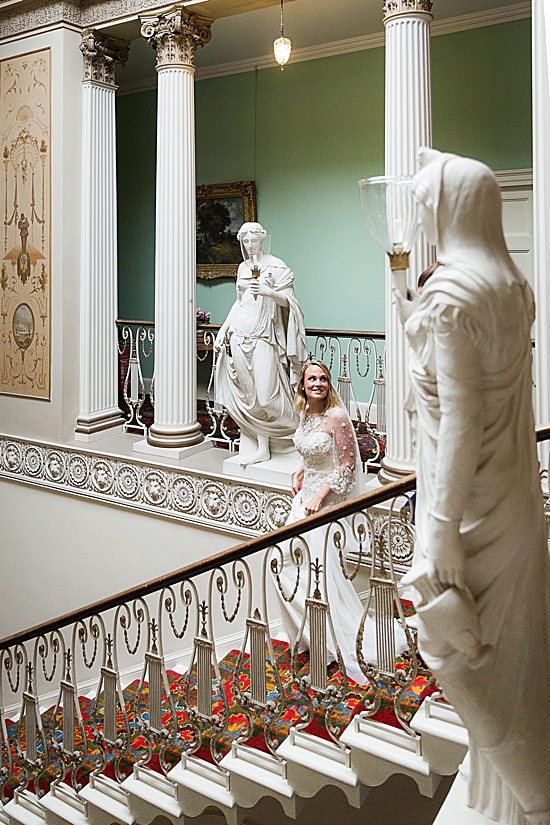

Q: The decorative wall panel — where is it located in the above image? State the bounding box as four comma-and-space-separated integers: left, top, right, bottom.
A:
0, 49, 51, 399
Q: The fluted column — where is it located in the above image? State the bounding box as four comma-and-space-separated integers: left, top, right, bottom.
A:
380, 0, 433, 482
137, 4, 213, 455
75, 30, 129, 441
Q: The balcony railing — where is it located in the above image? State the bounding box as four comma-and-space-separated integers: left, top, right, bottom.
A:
116, 321, 387, 467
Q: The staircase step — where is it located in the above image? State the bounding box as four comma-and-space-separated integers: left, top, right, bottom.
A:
121, 764, 183, 824
276, 729, 369, 809
168, 755, 239, 825
41, 783, 88, 825
410, 696, 468, 776
340, 715, 441, 797
220, 743, 304, 819
2, 791, 47, 825
79, 773, 134, 825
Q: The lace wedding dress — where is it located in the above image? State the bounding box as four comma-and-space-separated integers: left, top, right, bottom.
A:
272, 406, 407, 685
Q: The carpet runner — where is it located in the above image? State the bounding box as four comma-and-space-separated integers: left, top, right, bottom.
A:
2, 608, 434, 801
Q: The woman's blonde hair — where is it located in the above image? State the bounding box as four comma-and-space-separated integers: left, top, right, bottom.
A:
294, 360, 341, 414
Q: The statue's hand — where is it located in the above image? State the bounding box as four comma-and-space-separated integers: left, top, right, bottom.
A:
250, 279, 274, 298
392, 285, 419, 325
426, 514, 465, 590
213, 328, 227, 352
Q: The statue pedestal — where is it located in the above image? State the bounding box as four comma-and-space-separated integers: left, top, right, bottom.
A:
433, 763, 489, 825
223, 433, 300, 487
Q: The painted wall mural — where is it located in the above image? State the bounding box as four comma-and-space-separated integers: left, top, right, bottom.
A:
0, 48, 51, 399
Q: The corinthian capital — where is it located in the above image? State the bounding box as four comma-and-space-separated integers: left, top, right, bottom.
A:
140, 4, 214, 70
80, 29, 130, 86
383, 0, 433, 23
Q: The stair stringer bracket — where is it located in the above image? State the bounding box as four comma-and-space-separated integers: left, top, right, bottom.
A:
219, 742, 305, 819
167, 755, 241, 825
276, 729, 370, 810
340, 715, 442, 798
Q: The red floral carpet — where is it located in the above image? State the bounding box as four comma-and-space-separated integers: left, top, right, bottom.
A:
2, 609, 433, 799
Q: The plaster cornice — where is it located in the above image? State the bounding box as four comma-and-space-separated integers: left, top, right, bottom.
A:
113, 1, 532, 91
0, 0, 532, 60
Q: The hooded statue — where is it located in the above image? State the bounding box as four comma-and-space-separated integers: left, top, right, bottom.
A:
398, 149, 550, 825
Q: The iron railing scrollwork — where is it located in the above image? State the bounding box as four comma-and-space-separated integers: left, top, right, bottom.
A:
116, 321, 387, 465
2, 428, 550, 810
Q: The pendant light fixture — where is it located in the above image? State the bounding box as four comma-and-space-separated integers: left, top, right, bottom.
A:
273, 0, 291, 70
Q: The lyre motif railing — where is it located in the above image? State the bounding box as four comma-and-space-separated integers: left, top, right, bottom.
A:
2, 425, 550, 814
0, 474, 420, 807
117, 320, 155, 435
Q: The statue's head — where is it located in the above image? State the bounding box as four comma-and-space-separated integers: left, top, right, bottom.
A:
413, 147, 505, 257
237, 222, 267, 259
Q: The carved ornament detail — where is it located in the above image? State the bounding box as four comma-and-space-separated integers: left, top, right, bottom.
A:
0, 435, 292, 537
140, 4, 214, 70
80, 29, 130, 86
383, 0, 433, 23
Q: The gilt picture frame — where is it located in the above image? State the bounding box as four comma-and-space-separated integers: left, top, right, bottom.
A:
196, 181, 257, 280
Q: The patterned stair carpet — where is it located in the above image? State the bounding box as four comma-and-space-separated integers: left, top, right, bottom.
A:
2, 619, 434, 799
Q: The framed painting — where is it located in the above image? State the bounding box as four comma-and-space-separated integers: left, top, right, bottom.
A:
196, 181, 257, 280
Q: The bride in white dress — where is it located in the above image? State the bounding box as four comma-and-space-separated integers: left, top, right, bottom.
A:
272, 361, 407, 685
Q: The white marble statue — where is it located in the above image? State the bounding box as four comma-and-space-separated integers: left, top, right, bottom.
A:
397, 149, 550, 825
214, 222, 308, 467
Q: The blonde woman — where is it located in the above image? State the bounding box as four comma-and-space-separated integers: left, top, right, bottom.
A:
272, 361, 406, 683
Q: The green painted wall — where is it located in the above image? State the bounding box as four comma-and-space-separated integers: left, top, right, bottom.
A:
117, 90, 157, 322
116, 17, 532, 330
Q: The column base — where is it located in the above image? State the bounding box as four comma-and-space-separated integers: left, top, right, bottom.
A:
146, 421, 204, 450
133, 438, 212, 460
378, 455, 416, 485
75, 408, 126, 442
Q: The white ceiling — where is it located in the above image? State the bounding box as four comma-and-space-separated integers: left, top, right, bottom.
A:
113, 0, 529, 91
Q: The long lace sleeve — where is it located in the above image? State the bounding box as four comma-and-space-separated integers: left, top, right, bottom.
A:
327, 408, 356, 496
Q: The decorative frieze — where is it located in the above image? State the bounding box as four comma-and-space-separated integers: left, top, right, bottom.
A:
140, 5, 213, 70
383, 0, 433, 22
0, 1, 81, 42
80, 28, 129, 86
0, 435, 292, 536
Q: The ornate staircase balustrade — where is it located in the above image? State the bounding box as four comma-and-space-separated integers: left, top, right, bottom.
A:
2, 425, 548, 824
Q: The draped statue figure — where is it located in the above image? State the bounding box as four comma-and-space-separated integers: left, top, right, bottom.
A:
214, 222, 307, 467
397, 149, 550, 825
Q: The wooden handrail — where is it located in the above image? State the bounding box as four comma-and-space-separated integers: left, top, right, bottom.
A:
0, 474, 415, 649
4, 425, 550, 650
536, 422, 550, 439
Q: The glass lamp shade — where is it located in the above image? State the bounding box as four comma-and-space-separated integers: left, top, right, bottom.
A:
274, 36, 292, 67
358, 175, 421, 268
